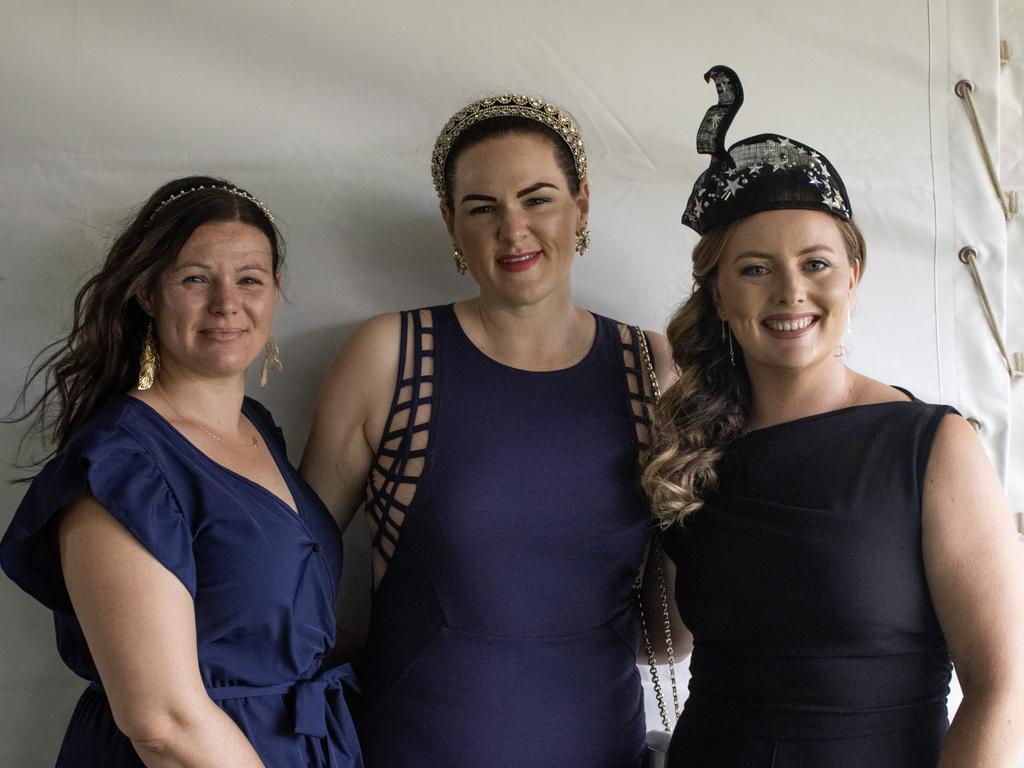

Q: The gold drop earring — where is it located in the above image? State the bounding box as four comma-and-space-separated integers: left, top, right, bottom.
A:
260, 336, 283, 387
137, 319, 159, 390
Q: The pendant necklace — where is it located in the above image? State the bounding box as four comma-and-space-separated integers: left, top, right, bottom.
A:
154, 384, 260, 449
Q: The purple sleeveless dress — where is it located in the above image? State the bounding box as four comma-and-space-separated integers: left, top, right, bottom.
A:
356, 304, 651, 768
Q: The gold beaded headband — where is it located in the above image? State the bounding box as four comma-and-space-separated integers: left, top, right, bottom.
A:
149, 184, 275, 224
431, 93, 588, 201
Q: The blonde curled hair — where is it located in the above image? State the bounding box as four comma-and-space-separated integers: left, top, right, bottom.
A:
643, 215, 866, 528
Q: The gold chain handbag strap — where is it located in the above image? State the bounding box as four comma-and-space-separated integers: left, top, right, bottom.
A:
632, 327, 680, 732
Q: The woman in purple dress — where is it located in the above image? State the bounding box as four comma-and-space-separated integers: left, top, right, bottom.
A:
302, 94, 675, 767
2, 177, 362, 767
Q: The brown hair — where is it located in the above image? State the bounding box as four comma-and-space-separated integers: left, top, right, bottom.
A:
442, 116, 581, 207
9, 175, 284, 468
642, 215, 866, 526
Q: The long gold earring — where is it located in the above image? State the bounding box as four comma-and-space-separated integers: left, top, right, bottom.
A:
260, 336, 283, 387
137, 320, 159, 390
575, 228, 591, 256
453, 245, 468, 275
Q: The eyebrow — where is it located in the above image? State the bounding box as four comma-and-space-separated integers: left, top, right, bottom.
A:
172, 261, 272, 273
733, 244, 838, 260
459, 181, 560, 204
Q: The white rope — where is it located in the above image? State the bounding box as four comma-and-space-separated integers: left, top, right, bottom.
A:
954, 80, 1015, 221
958, 247, 1024, 379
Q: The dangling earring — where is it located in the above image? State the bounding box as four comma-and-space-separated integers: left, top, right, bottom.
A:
453, 245, 468, 275
260, 336, 283, 387
575, 228, 591, 256
137, 319, 159, 390
721, 319, 735, 367
835, 300, 853, 358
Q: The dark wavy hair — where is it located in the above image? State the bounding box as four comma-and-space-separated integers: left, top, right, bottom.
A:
442, 116, 582, 207
643, 215, 866, 526
9, 175, 284, 468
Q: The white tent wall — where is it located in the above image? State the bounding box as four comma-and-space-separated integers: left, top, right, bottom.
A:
0, 1, 1019, 764
1003, 0, 1024, 525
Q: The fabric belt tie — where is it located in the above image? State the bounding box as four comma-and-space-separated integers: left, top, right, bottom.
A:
89, 663, 362, 767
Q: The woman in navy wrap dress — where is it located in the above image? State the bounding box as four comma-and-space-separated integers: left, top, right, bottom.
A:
302, 94, 678, 767
1, 177, 362, 767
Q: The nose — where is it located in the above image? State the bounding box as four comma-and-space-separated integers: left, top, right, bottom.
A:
496, 205, 528, 245
773, 266, 806, 305
209, 281, 240, 315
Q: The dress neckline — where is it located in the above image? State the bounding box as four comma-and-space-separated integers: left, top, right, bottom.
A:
120, 394, 303, 518
739, 394, 917, 440
446, 303, 601, 375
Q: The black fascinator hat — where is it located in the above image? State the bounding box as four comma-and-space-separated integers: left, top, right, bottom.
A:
682, 65, 852, 235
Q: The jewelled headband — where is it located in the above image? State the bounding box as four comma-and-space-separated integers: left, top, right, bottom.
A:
431, 94, 588, 200
682, 66, 852, 235
149, 184, 275, 224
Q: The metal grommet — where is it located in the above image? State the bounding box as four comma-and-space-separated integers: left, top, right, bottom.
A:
958, 246, 977, 264
954, 79, 975, 98
966, 417, 983, 432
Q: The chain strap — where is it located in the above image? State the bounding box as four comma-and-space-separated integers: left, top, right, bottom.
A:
635, 326, 661, 401
633, 327, 679, 732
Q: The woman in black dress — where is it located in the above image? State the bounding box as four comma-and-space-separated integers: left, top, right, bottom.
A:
645, 66, 1024, 768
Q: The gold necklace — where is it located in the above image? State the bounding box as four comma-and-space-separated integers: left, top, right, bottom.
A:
154, 384, 260, 449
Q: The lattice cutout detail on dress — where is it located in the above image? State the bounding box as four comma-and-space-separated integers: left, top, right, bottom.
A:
365, 309, 434, 589
619, 324, 657, 461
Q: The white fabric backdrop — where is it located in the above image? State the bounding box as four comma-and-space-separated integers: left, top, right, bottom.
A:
0, 1, 1019, 764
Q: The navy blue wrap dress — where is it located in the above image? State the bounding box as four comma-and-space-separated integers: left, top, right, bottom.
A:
1, 395, 362, 767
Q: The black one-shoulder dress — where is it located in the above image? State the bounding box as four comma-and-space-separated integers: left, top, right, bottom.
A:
662, 398, 956, 768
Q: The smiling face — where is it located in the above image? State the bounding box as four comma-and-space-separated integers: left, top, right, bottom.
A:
441, 132, 589, 308
713, 209, 860, 377
147, 220, 279, 382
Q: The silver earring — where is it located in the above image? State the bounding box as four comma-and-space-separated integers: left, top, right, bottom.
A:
575, 228, 591, 256
722, 319, 735, 367
453, 245, 467, 275
836, 300, 853, 357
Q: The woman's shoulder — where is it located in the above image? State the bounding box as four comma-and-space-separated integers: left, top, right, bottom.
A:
2, 395, 191, 610
590, 312, 676, 390
851, 377, 960, 420
851, 378, 916, 406
41, 394, 178, 492
63, 394, 160, 455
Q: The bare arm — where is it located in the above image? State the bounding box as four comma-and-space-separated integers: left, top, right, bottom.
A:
638, 541, 693, 665
644, 330, 680, 395
922, 415, 1024, 767
59, 497, 264, 768
300, 313, 401, 533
